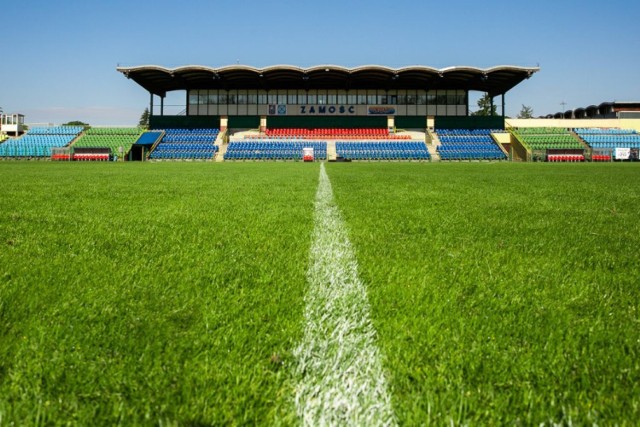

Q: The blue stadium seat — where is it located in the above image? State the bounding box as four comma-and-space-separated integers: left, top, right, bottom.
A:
0, 126, 83, 158
574, 128, 640, 159
436, 129, 506, 160
149, 128, 220, 160
335, 141, 430, 161
224, 139, 327, 161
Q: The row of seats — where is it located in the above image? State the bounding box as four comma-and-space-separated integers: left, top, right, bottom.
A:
4, 135, 76, 144
73, 153, 110, 161
162, 136, 220, 143
336, 141, 426, 150
228, 141, 326, 149
438, 147, 506, 160
28, 126, 84, 135
260, 128, 411, 140
0, 145, 64, 157
225, 151, 321, 161
154, 143, 215, 150
516, 127, 570, 134
437, 129, 507, 161
575, 128, 638, 135
518, 135, 577, 143
437, 129, 504, 136
266, 128, 388, 135
338, 150, 430, 160
592, 154, 612, 161
336, 141, 430, 161
85, 127, 142, 135
547, 154, 585, 162
439, 136, 497, 144
225, 141, 327, 161
526, 143, 584, 150
151, 148, 218, 160
587, 142, 640, 149
581, 136, 640, 143
160, 128, 220, 143
162, 128, 219, 135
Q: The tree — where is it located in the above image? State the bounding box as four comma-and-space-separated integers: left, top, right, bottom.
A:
63, 120, 90, 129
517, 105, 534, 119
138, 108, 150, 129
471, 93, 497, 116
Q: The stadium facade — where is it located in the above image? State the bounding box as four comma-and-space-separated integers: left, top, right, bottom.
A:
117, 64, 539, 130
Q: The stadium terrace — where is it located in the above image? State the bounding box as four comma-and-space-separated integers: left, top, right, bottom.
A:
2, 64, 640, 163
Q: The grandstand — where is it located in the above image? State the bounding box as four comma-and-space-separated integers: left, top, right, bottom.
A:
0, 126, 82, 158
436, 129, 507, 160
73, 127, 143, 160
149, 128, 219, 160
510, 127, 585, 162
513, 127, 582, 148
116, 63, 546, 163
575, 128, 640, 149
574, 128, 640, 161
118, 64, 539, 132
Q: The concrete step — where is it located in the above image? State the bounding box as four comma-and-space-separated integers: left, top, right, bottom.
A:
215, 130, 228, 162
326, 140, 337, 161
426, 129, 441, 161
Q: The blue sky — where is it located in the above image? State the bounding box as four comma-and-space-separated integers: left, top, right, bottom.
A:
1, 0, 638, 125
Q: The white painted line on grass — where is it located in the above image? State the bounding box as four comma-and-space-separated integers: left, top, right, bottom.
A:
293, 163, 396, 426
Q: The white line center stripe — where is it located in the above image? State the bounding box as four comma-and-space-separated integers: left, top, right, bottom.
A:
293, 163, 396, 426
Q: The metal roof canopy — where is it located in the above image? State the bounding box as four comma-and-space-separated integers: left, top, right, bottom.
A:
117, 64, 539, 98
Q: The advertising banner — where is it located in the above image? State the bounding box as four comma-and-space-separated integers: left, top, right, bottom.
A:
615, 147, 631, 160
269, 105, 358, 115
268, 104, 287, 115
367, 106, 396, 115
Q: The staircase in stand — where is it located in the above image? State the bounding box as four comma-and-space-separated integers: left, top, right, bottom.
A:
326, 141, 337, 161
426, 129, 441, 162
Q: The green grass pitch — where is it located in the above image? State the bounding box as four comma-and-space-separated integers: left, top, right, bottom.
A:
0, 161, 639, 425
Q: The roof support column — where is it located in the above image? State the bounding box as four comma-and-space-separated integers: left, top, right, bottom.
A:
149, 92, 154, 116
161, 96, 164, 116
501, 93, 505, 118
466, 90, 469, 116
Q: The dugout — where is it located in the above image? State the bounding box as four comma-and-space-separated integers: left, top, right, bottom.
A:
73, 147, 111, 161
118, 64, 538, 131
